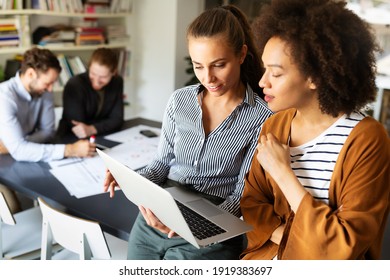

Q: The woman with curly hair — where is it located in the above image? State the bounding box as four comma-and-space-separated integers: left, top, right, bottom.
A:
240, 0, 389, 259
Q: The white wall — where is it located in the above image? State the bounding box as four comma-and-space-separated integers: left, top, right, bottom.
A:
129, 0, 204, 122
175, 0, 205, 90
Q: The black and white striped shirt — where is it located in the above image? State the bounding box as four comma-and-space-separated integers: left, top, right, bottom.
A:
138, 84, 273, 216
290, 111, 366, 204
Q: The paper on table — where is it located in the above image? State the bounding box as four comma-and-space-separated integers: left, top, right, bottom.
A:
103, 125, 161, 144
104, 141, 158, 171
49, 125, 161, 198
48, 157, 84, 169
49, 156, 106, 198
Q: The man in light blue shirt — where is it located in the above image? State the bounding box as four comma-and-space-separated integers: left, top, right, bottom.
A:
0, 48, 96, 212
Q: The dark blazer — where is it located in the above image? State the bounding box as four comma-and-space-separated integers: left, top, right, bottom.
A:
57, 71, 124, 138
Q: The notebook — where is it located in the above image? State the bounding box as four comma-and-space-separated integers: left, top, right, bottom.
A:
96, 148, 253, 249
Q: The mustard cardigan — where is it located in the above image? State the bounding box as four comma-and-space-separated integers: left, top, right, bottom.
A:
241, 109, 390, 259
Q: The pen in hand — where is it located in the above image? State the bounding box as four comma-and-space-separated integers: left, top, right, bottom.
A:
89, 135, 97, 156
90, 135, 110, 150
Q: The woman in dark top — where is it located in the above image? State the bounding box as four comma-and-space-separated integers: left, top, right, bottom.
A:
57, 48, 124, 139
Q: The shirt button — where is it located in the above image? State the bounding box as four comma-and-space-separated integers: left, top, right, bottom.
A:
194, 160, 198, 166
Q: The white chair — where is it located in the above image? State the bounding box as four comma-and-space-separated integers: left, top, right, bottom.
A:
0, 193, 42, 260
38, 197, 128, 260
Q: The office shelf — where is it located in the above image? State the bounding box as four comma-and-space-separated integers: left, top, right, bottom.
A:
0, 4, 132, 107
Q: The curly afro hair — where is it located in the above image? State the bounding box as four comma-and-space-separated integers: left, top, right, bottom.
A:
252, 0, 380, 116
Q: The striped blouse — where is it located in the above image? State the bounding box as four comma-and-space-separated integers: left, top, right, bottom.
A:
138, 84, 273, 216
290, 111, 366, 205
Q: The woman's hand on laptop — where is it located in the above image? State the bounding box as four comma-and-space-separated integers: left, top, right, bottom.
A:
103, 169, 119, 198
139, 205, 177, 238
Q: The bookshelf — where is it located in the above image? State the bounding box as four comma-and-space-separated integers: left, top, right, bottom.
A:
0, 8, 132, 53
0, 1, 133, 109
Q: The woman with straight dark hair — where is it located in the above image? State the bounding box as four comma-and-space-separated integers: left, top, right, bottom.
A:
104, 5, 272, 260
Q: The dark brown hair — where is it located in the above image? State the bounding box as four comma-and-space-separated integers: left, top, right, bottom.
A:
252, 0, 380, 116
88, 47, 119, 73
187, 5, 264, 98
20, 47, 61, 75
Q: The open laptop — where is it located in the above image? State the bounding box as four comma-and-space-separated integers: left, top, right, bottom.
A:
96, 148, 253, 249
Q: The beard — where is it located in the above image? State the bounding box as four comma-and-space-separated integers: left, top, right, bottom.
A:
28, 81, 44, 98
30, 90, 43, 98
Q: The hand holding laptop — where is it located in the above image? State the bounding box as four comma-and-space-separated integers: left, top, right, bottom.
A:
103, 169, 177, 238
104, 167, 177, 237
97, 148, 252, 248
140, 205, 177, 238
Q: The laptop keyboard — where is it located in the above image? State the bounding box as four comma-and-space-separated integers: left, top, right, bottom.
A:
175, 200, 226, 240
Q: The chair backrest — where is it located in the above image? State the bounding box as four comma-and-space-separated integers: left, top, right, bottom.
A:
0, 193, 16, 226
0, 193, 15, 258
1, 193, 45, 260
38, 197, 111, 260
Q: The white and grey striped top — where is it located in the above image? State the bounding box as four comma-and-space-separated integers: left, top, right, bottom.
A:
138, 84, 273, 216
289, 111, 366, 205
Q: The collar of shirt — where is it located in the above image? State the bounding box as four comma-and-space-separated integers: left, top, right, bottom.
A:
14, 72, 33, 102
